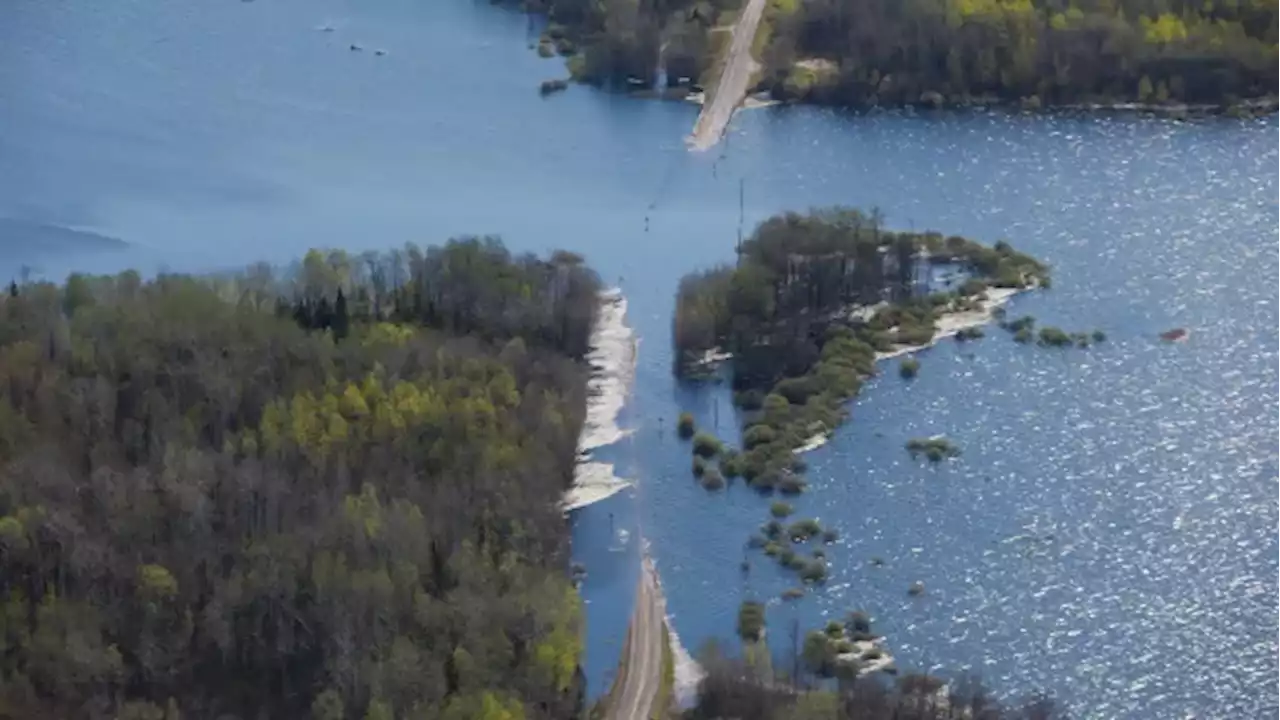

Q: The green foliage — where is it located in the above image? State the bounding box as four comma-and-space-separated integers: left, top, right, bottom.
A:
742, 424, 778, 449
719, 450, 743, 478
1013, 326, 1034, 344
781, 587, 805, 601
820, 528, 839, 544
692, 456, 708, 477
0, 242, 601, 719
787, 518, 822, 542
770, 501, 794, 518
906, 436, 961, 462
677, 412, 697, 439
737, 601, 767, 643
1038, 326, 1073, 347
899, 356, 920, 379
700, 468, 726, 490
692, 432, 724, 457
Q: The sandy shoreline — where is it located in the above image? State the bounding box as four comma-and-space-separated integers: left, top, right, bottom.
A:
795, 285, 1026, 454
562, 288, 637, 512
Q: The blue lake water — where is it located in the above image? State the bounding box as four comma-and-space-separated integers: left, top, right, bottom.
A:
2, 0, 1276, 717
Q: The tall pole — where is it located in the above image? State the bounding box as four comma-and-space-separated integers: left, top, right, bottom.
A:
736, 177, 745, 259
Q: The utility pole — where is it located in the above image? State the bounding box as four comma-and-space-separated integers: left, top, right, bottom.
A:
736, 177, 745, 260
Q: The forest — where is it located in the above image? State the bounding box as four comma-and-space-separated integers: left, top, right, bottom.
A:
519, 0, 1276, 109
757, 0, 1277, 108
0, 238, 601, 720
671, 207, 1046, 491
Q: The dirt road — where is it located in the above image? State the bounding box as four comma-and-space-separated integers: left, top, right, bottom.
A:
608, 554, 666, 720
687, 0, 767, 151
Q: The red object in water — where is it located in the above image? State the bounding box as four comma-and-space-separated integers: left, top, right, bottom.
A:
1159, 328, 1188, 342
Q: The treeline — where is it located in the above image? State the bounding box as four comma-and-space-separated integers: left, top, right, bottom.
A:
757, 0, 1277, 109
518, 0, 739, 88
0, 238, 600, 719
689, 642, 1065, 720
671, 207, 1045, 491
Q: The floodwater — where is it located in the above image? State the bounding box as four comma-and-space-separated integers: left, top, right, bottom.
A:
2, 0, 1276, 717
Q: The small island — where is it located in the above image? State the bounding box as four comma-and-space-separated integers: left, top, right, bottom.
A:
672, 207, 1047, 492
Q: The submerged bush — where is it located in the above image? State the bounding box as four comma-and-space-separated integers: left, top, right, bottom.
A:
737, 601, 766, 642
821, 528, 839, 544
906, 437, 960, 462
899, 356, 920, 379
781, 587, 805, 601
742, 424, 778, 449
787, 518, 822, 541
692, 456, 707, 477
719, 450, 743, 478
700, 468, 725, 490
1013, 326, 1033, 344
1037, 326, 1072, 347
677, 412, 696, 439
799, 558, 829, 583
1092, 329, 1107, 343
770, 501, 794, 518
692, 432, 723, 457
538, 78, 569, 96
778, 475, 807, 495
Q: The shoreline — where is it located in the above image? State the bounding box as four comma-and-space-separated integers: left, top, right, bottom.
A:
563, 288, 637, 512
645, 545, 705, 709
796, 285, 1027, 454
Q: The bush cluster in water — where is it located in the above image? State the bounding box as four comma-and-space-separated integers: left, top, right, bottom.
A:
905, 436, 961, 462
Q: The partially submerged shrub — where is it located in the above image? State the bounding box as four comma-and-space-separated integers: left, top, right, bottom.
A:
692, 432, 723, 457
821, 528, 839, 544
905, 437, 960, 462
899, 356, 920, 379
1013, 326, 1033, 344
1037, 326, 1072, 347
763, 541, 784, 557
742, 424, 778, 449
719, 450, 743, 478
1091, 329, 1107, 342
737, 601, 766, 642
761, 520, 783, 539
778, 475, 807, 495
692, 456, 707, 477
781, 587, 805, 601
677, 412, 696, 439
770, 501, 794, 518
799, 558, 829, 583
787, 518, 822, 541
700, 468, 725, 490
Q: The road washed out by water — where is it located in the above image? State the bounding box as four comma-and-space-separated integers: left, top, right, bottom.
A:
1, 0, 1275, 716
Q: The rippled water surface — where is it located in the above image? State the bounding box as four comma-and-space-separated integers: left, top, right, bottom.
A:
2, 0, 1276, 716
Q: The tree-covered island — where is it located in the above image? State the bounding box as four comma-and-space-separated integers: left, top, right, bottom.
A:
0, 239, 601, 719
672, 207, 1048, 491
518, 0, 1276, 112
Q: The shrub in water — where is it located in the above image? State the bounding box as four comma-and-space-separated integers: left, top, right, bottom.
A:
700, 468, 725, 490
761, 520, 783, 539
824, 620, 845, 638
742, 424, 778, 449
799, 558, 829, 583
1037, 326, 1072, 347
790, 456, 808, 474
781, 587, 805, 601
788, 518, 822, 541
899, 356, 920, 379
770, 501, 794, 518
1013, 326, 1033, 344
692, 456, 707, 477
719, 450, 743, 478
763, 541, 783, 557
677, 412, 696, 439
848, 610, 872, 634
734, 389, 765, 410
737, 601, 766, 642
539, 79, 569, 96
821, 528, 839, 544
692, 432, 723, 457
747, 534, 767, 549
778, 475, 807, 495
1092, 329, 1107, 342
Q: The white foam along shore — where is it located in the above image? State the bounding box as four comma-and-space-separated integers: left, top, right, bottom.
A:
562, 289, 638, 512
795, 285, 1026, 454
644, 545, 705, 709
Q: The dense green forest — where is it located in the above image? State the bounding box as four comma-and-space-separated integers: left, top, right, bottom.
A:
758, 0, 1277, 108
672, 207, 1046, 491
521, 0, 1277, 109
520, 0, 741, 88
0, 239, 601, 720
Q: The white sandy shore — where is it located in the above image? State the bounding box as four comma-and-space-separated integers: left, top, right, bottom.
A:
562, 289, 638, 512
795, 286, 1026, 454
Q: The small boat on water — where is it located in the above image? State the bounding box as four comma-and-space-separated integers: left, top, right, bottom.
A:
1160, 327, 1189, 342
